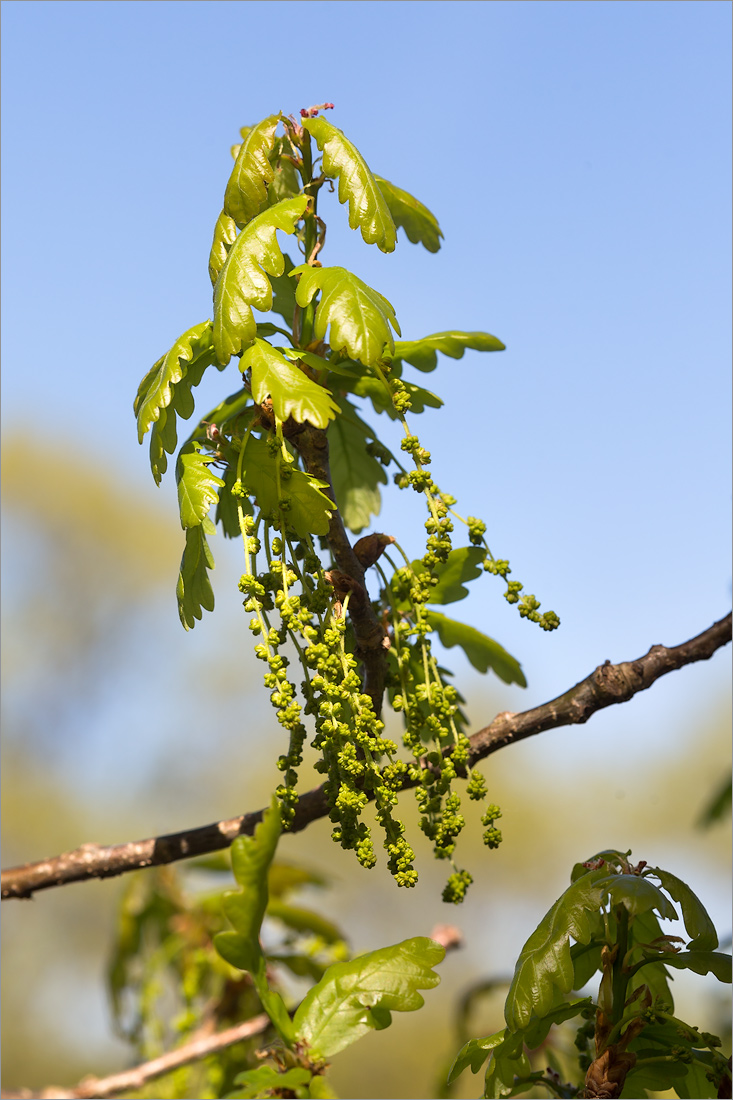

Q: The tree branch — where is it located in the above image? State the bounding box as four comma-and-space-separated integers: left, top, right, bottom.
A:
0, 1014, 269, 1099
3, 612, 729, 901
290, 420, 387, 714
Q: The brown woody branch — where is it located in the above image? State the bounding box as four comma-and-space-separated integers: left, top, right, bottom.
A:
289, 420, 387, 714
2, 612, 730, 901
0, 1014, 269, 1099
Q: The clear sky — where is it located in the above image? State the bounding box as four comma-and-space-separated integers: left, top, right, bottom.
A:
3, 0, 730, 703
2, 4, 731, 1089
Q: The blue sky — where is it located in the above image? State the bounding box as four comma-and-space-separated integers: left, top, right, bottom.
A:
2, 3, 731, 1088
3, 0, 730, 707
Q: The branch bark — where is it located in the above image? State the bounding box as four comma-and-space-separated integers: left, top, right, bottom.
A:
290, 420, 387, 714
0, 1014, 269, 1099
3, 612, 729, 901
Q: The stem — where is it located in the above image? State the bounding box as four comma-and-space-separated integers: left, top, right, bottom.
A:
611, 905, 630, 1025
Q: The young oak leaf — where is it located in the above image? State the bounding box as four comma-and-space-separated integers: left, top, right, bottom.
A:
213, 799, 296, 1046
241, 339, 339, 428
424, 610, 526, 687
390, 331, 506, 373
135, 320, 218, 443
239, 434, 332, 538
649, 867, 719, 951
213, 196, 308, 364
327, 396, 387, 534
223, 114, 280, 228
293, 936, 444, 1059
504, 869, 607, 1031
373, 175, 443, 253
176, 443, 226, 529
208, 210, 238, 286
348, 374, 443, 420
176, 524, 216, 630
135, 321, 222, 484
302, 116, 396, 253
448, 1000, 592, 1086
292, 265, 400, 367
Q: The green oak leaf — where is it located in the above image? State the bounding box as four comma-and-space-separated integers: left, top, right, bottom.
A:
327, 396, 387, 533
241, 339, 339, 428
223, 114, 279, 228
135, 320, 221, 483
373, 175, 443, 253
595, 873, 678, 920
504, 870, 606, 1031
230, 1066, 313, 1100
447, 1031, 506, 1084
651, 951, 731, 982
213, 799, 296, 1045
293, 936, 444, 1058
240, 434, 332, 538
302, 116, 396, 253
216, 457, 253, 538
176, 443, 225, 529
650, 867, 719, 951
176, 524, 216, 630
268, 252, 297, 328
208, 210, 238, 286
412, 547, 486, 605
448, 999, 592, 1087
346, 374, 442, 420
292, 265, 400, 366
213, 197, 308, 364
267, 135, 302, 206
390, 331, 506, 373
424, 610, 526, 687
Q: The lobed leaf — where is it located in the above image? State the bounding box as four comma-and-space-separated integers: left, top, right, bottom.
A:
449, 999, 593, 1094
390, 331, 505, 373
504, 871, 606, 1031
135, 321, 220, 484
176, 443, 226, 529
293, 936, 444, 1058
240, 434, 332, 538
241, 339, 339, 428
176, 525, 216, 630
650, 867, 719, 951
395, 547, 485, 607
268, 252, 297, 328
230, 1065, 312, 1100
217, 799, 281, 959
213, 197, 308, 364
327, 396, 387, 533
373, 175, 443, 252
425, 610, 526, 687
448, 1031, 506, 1084
292, 265, 400, 366
223, 114, 279, 228
596, 873, 679, 921
657, 951, 731, 982
346, 373, 443, 420
266, 135, 302, 206
208, 210, 238, 286
302, 116, 396, 252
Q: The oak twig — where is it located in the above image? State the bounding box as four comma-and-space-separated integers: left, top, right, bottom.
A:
0, 1014, 269, 1100
3, 613, 729, 901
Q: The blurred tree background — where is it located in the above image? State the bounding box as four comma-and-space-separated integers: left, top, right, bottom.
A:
2, 2, 730, 1096
2, 439, 729, 1098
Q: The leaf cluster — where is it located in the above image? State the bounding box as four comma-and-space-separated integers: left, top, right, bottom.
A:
448, 850, 731, 1099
